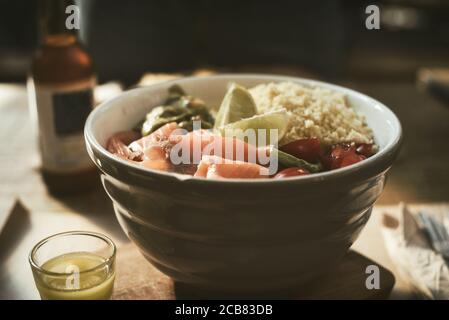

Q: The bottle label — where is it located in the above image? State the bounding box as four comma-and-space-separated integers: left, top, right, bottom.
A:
28, 78, 96, 173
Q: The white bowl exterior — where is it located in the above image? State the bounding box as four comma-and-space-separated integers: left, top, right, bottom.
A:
85, 74, 402, 292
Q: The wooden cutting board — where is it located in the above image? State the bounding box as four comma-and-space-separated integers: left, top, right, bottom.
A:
112, 243, 395, 300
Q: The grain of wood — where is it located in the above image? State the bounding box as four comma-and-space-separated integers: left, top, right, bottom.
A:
113, 243, 394, 300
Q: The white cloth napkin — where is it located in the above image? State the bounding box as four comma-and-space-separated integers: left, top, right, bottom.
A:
381, 203, 449, 299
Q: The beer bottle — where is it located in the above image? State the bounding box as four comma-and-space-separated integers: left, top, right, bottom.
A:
27, 0, 98, 194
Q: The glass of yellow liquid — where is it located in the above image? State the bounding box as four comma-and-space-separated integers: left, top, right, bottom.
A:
29, 231, 116, 300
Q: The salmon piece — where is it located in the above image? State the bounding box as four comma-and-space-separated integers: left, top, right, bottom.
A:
169, 129, 215, 162
129, 122, 179, 154
194, 156, 212, 177
107, 131, 142, 161
108, 124, 273, 177
205, 136, 267, 163
169, 131, 269, 163
194, 156, 269, 179
141, 145, 172, 171
124, 122, 180, 171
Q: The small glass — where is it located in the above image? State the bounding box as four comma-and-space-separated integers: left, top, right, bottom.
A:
29, 231, 116, 300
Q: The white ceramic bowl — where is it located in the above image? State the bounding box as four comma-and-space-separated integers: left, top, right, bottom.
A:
85, 74, 402, 293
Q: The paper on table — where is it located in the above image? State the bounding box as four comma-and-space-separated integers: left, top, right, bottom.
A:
381, 203, 449, 299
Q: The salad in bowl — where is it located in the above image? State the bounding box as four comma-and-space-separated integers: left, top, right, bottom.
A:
106, 81, 377, 180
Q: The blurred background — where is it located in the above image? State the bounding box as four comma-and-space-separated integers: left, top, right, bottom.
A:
1, 0, 448, 203
1, 0, 449, 84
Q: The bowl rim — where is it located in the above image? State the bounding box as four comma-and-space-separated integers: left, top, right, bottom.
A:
85, 73, 402, 185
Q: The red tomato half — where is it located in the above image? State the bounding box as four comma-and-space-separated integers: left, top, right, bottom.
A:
274, 167, 310, 178
356, 143, 374, 157
340, 152, 366, 168
327, 143, 366, 169
279, 138, 322, 163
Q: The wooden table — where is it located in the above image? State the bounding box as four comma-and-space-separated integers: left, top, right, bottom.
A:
0, 79, 448, 300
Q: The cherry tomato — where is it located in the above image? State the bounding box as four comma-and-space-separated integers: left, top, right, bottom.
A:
340, 152, 366, 168
326, 144, 348, 169
326, 143, 366, 169
274, 167, 310, 178
356, 143, 374, 157
279, 138, 322, 163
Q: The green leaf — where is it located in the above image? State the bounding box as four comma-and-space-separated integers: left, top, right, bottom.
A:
275, 148, 322, 173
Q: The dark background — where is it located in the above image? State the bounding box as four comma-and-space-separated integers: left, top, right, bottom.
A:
1, 0, 449, 85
